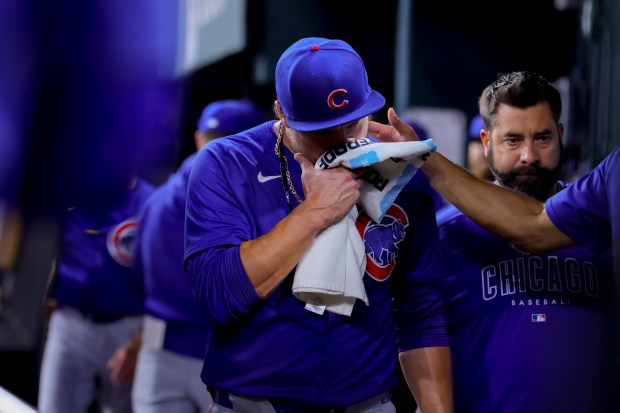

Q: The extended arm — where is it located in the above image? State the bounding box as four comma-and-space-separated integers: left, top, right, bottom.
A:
421, 150, 573, 253
369, 108, 575, 254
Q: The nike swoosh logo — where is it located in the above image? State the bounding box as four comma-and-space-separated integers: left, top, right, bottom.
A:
257, 171, 281, 183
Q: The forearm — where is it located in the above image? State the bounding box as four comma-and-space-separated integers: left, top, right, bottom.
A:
240, 201, 327, 298
423, 152, 573, 252
399, 346, 453, 413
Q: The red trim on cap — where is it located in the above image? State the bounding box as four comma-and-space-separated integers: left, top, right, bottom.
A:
311, 45, 320, 51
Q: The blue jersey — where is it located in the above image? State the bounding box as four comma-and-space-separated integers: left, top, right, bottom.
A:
437, 183, 616, 413
135, 154, 209, 359
184, 121, 448, 407
52, 178, 155, 317
546, 146, 619, 270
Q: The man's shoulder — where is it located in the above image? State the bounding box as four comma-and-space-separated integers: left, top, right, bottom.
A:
197, 123, 274, 170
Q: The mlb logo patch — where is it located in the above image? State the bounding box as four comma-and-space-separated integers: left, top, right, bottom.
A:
531, 314, 547, 322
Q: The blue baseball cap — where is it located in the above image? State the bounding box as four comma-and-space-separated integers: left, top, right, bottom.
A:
197, 99, 265, 134
468, 115, 485, 141
275, 37, 386, 132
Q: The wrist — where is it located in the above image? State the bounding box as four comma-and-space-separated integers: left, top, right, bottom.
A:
292, 201, 330, 234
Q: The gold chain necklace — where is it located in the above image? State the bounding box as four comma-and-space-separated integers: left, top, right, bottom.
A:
275, 122, 303, 210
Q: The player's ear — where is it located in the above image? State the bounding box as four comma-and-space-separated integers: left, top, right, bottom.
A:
480, 128, 491, 150
274, 100, 289, 128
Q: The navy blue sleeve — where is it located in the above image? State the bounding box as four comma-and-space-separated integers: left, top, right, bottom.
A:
184, 143, 262, 325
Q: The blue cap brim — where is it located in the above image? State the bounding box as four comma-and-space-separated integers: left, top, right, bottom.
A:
286, 90, 386, 132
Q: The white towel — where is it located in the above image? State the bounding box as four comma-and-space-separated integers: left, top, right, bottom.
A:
293, 138, 436, 316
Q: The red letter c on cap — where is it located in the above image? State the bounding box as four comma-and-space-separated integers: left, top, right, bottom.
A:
327, 89, 349, 110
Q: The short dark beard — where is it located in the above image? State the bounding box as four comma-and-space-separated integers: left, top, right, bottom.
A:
487, 149, 562, 202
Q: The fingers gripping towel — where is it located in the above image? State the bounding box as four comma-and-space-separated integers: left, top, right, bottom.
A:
293, 138, 436, 316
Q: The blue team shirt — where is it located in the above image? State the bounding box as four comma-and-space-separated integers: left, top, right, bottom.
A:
52, 178, 155, 317
546, 145, 619, 262
437, 181, 616, 412
135, 154, 209, 359
184, 121, 448, 407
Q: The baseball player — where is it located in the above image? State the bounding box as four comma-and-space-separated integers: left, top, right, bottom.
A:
184, 37, 452, 413
38, 176, 155, 413
370, 95, 620, 413
437, 71, 616, 412
131, 99, 264, 413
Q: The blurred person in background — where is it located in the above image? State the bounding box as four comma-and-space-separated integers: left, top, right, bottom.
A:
1, 0, 202, 410
131, 99, 264, 413
38, 176, 155, 413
